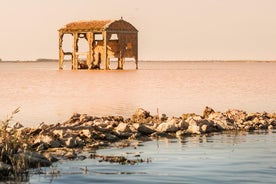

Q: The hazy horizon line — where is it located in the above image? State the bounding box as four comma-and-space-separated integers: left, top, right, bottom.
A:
1, 58, 276, 63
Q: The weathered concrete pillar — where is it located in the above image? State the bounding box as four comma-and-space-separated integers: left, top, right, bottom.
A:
72, 32, 79, 70
58, 32, 64, 70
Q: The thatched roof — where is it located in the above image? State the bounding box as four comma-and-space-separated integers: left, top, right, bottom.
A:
59, 19, 138, 33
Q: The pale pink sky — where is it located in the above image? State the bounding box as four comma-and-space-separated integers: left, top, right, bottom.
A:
0, 0, 275, 61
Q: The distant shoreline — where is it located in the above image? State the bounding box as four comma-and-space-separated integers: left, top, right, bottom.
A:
1, 59, 276, 63
0, 59, 58, 63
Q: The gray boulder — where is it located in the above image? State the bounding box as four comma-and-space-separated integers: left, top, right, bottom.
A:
133, 123, 155, 135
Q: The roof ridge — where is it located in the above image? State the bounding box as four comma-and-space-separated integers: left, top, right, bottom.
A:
59, 19, 137, 32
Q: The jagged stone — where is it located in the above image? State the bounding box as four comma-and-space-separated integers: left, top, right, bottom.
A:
29, 128, 42, 136
178, 119, 189, 130
159, 113, 167, 121
79, 114, 87, 121
65, 137, 77, 148
182, 113, 197, 120
35, 135, 61, 148
202, 106, 215, 118
133, 123, 155, 135
207, 112, 236, 130
198, 119, 216, 133
131, 108, 151, 123
80, 129, 92, 138
186, 118, 200, 134
36, 142, 49, 151
156, 119, 178, 132
53, 129, 65, 138
115, 122, 132, 133
225, 109, 247, 123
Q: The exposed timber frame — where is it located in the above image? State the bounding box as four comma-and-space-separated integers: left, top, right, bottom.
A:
58, 18, 138, 70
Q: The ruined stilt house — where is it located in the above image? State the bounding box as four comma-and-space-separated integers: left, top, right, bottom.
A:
58, 18, 138, 70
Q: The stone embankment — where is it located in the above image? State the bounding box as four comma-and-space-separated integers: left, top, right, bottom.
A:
1, 107, 276, 175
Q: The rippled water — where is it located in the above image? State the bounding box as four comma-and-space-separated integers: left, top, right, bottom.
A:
1, 61, 276, 183
28, 130, 276, 184
0, 61, 275, 127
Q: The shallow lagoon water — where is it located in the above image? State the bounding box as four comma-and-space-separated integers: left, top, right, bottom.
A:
1, 61, 276, 183
0, 61, 276, 127
29, 130, 276, 184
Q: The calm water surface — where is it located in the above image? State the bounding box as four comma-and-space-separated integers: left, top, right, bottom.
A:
0, 61, 275, 127
1, 61, 276, 183
28, 130, 276, 184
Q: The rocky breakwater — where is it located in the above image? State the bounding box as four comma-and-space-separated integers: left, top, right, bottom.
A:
1, 107, 276, 178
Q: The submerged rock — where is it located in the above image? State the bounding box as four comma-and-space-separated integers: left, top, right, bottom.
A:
16, 152, 52, 168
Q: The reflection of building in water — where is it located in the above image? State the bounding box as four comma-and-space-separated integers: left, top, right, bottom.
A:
58, 18, 138, 70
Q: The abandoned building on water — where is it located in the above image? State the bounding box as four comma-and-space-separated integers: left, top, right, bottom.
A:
58, 18, 138, 70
